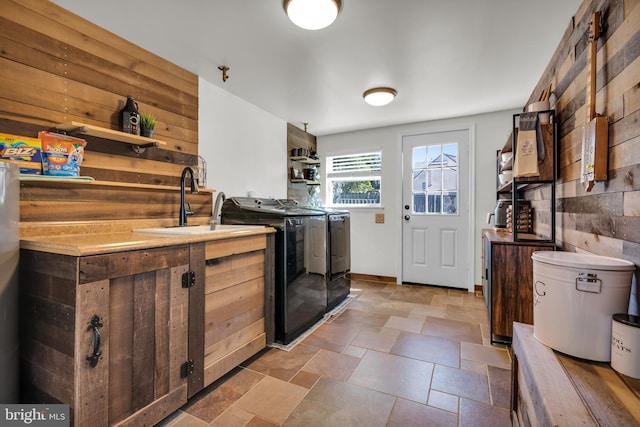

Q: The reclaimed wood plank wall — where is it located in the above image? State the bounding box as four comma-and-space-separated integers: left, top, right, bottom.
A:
525, 0, 640, 292
287, 123, 318, 202
0, 0, 211, 223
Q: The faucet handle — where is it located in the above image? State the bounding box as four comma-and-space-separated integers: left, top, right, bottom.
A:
186, 202, 194, 216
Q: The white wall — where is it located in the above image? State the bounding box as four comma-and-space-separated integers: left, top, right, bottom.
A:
317, 109, 519, 287
199, 76, 517, 287
198, 77, 287, 200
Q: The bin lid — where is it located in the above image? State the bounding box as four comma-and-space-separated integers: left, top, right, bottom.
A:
613, 313, 640, 328
532, 251, 635, 271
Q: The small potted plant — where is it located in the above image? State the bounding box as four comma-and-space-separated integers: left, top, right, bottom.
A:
140, 113, 156, 138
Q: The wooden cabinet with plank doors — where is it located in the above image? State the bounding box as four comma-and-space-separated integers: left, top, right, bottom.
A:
187, 234, 275, 393
19, 245, 191, 427
482, 229, 555, 344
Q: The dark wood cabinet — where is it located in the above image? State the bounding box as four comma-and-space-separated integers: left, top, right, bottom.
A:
20, 246, 191, 427
19, 232, 275, 427
483, 229, 555, 344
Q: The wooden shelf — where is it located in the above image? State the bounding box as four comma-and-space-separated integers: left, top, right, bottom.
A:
497, 181, 512, 193
19, 176, 215, 193
55, 121, 167, 148
289, 156, 320, 165
290, 179, 320, 185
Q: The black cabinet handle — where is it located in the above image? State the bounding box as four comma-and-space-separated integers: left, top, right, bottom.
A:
86, 315, 103, 368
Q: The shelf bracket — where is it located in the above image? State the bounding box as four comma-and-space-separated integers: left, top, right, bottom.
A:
49, 125, 89, 137
132, 142, 159, 154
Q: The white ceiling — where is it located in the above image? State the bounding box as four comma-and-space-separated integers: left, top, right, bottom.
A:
52, 0, 583, 136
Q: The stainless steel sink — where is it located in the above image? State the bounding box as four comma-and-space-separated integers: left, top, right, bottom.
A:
134, 224, 262, 235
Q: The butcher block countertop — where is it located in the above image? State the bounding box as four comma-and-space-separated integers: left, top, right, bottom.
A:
512, 322, 640, 426
19, 219, 275, 256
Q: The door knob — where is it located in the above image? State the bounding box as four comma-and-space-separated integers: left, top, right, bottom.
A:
404, 215, 410, 220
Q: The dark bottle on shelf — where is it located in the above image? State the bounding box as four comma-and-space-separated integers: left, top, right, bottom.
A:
121, 95, 140, 135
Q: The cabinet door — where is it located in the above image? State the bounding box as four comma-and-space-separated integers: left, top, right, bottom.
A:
513, 245, 554, 326
77, 246, 190, 427
491, 244, 554, 340
491, 244, 515, 338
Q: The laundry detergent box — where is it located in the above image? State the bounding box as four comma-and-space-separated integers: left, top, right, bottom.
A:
0, 132, 43, 174
38, 131, 87, 177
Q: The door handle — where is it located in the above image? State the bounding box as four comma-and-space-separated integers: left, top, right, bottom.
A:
404, 215, 410, 220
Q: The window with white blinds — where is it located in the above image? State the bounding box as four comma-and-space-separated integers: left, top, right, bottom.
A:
326, 151, 381, 206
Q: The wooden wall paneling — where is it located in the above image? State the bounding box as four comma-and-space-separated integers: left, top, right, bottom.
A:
19, 178, 212, 222
1, 0, 205, 225
522, 0, 640, 311
287, 122, 317, 200
1, 119, 199, 186
1, 1, 198, 112
14, 0, 197, 92
0, 4, 197, 139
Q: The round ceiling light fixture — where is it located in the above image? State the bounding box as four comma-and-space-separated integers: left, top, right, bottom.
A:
283, 0, 342, 30
363, 87, 397, 106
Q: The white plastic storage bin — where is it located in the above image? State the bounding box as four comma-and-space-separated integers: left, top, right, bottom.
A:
532, 251, 634, 362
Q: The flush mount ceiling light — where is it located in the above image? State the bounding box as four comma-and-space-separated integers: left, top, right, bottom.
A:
283, 0, 342, 30
363, 87, 397, 106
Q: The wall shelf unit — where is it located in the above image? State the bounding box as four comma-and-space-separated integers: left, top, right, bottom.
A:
289, 156, 320, 186
289, 156, 320, 165
498, 111, 557, 242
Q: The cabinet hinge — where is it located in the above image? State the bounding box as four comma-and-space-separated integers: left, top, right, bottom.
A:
182, 271, 195, 288
180, 359, 194, 378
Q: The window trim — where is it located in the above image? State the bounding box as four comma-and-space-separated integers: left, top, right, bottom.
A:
325, 149, 382, 208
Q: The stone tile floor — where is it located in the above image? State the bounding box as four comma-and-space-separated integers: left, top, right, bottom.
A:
159, 279, 512, 426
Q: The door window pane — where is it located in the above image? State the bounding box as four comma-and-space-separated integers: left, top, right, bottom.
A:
413, 170, 425, 192
427, 145, 441, 166
413, 193, 426, 213
412, 142, 459, 215
442, 167, 457, 191
428, 192, 442, 213
413, 146, 426, 169
443, 191, 457, 214
428, 169, 442, 191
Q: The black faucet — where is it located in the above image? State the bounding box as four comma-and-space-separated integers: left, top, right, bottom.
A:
179, 166, 199, 226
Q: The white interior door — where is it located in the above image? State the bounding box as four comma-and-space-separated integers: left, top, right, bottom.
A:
401, 129, 470, 289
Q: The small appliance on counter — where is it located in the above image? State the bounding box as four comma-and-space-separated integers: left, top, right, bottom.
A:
487, 199, 511, 228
